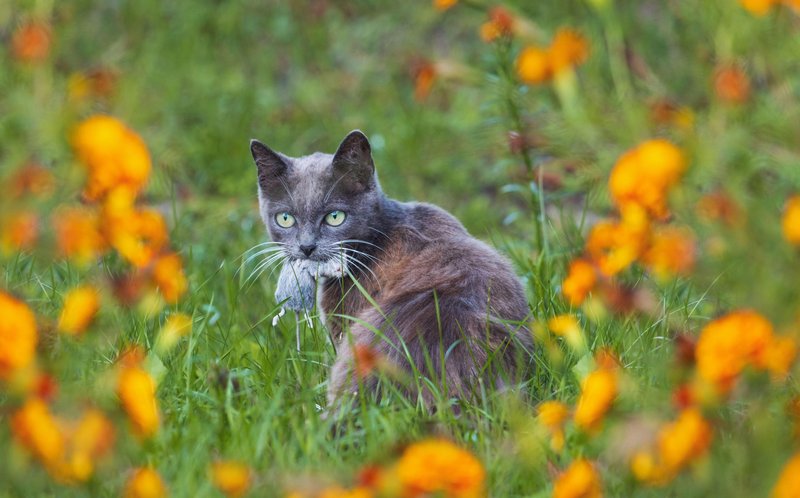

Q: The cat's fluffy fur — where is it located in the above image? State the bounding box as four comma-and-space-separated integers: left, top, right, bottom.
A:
251, 130, 532, 409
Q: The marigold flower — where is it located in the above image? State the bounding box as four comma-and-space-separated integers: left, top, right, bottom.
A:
118, 364, 160, 437
548, 314, 585, 351
11, 398, 65, 466
782, 196, 800, 245
11, 21, 51, 62
64, 408, 116, 482
0, 291, 38, 380
758, 335, 797, 379
479, 7, 515, 42
8, 162, 55, 198
585, 212, 649, 277
574, 368, 618, 432
516, 46, 552, 85
58, 286, 101, 336
695, 310, 775, 393
394, 439, 485, 498
552, 459, 602, 498
642, 226, 696, 279
773, 453, 800, 498
152, 252, 188, 303
548, 28, 589, 75
433, 0, 458, 11
211, 461, 253, 498
739, 0, 779, 15
155, 313, 193, 353
562, 258, 597, 306
72, 115, 151, 201
318, 488, 374, 498
537, 401, 569, 452
608, 140, 686, 219
714, 65, 750, 104
102, 189, 169, 267
53, 207, 107, 263
0, 211, 38, 254
125, 468, 168, 498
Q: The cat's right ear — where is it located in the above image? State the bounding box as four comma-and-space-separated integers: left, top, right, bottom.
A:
250, 139, 289, 192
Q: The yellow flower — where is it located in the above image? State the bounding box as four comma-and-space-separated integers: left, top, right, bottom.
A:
118, 363, 160, 437
394, 439, 485, 498
562, 258, 597, 306
552, 459, 602, 498
608, 140, 687, 219
0, 211, 38, 254
516, 46, 551, 84
53, 207, 107, 263
65, 408, 116, 482
782, 195, 800, 245
72, 115, 151, 202
758, 335, 797, 379
773, 453, 800, 498
125, 468, 168, 498
585, 213, 649, 277
574, 368, 618, 432
211, 461, 253, 498
433, 0, 458, 11
58, 286, 101, 336
102, 188, 169, 268
0, 291, 38, 380
537, 401, 569, 452
152, 252, 188, 304
548, 315, 585, 351
11, 398, 65, 467
739, 0, 779, 15
695, 310, 774, 393
318, 488, 374, 498
548, 28, 589, 75
155, 313, 193, 353
642, 226, 696, 279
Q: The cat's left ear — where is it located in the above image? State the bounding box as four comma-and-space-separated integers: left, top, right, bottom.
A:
332, 130, 375, 192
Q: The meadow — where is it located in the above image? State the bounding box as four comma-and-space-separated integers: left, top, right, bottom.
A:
2, 0, 800, 497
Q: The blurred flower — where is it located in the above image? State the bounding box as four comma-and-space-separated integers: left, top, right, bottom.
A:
57, 286, 101, 336
631, 408, 712, 485
394, 439, 485, 498
714, 65, 750, 104
479, 7, 515, 42
72, 115, 151, 202
608, 140, 687, 219
67, 68, 118, 102
552, 459, 602, 498
1, 211, 38, 254
548, 28, 589, 76
516, 46, 551, 85
758, 335, 797, 379
11, 398, 65, 468
548, 314, 586, 351
53, 207, 107, 264
782, 195, 800, 245
318, 488, 373, 498
125, 468, 168, 498
574, 367, 618, 432
0, 291, 38, 380
562, 258, 597, 306
648, 100, 694, 131
11, 21, 51, 63
412, 62, 436, 101
773, 453, 800, 498
585, 211, 650, 277
65, 408, 116, 482
155, 313, 193, 353
118, 362, 160, 437
642, 226, 696, 279
696, 190, 742, 225
152, 252, 188, 303
8, 162, 54, 198
695, 310, 774, 393
739, 0, 779, 15
537, 401, 569, 452
433, 0, 458, 11
211, 461, 253, 498
102, 189, 169, 267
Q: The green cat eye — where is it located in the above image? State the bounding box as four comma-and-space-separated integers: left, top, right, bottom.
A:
275, 212, 296, 228
324, 210, 346, 227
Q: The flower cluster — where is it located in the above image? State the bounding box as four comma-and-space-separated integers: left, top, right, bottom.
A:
516, 28, 589, 85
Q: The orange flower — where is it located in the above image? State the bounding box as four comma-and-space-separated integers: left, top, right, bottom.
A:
548, 28, 589, 75
11, 21, 51, 62
773, 453, 800, 498
758, 335, 797, 379
574, 368, 618, 432
125, 468, 168, 498
118, 363, 160, 437
562, 258, 597, 306
0, 211, 38, 254
11, 398, 65, 467
782, 195, 800, 245
585, 210, 650, 277
318, 488, 374, 498
433, 0, 458, 11
516, 46, 552, 85
537, 401, 570, 452
102, 189, 168, 267
211, 461, 253, 498
631, 408, 712, 485
695, 310, 774, 393
696, 190, 742, 225
394, 439, 485, 498
0, 291, 38, 380
552, 459, 602, 498
58, 286, 101, 336
64, 408, 116, 482
739, 0, 779, 15
642, 226, 696, 279
608, 140, 686, 219
8, 162, 55, 198
714, 65, 750, 104
479, 7, 515, 42
72, 115, 152, 201
53, 207, 107, 263
152, 252, 188, 303
413, 62, 437, 102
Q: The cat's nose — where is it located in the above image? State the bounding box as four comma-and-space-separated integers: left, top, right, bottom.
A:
299, 244, 317, 257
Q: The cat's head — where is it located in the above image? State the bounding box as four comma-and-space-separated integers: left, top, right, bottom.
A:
249, 130, 383, 264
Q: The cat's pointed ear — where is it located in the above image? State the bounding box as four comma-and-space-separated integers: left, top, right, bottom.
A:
250, 139, 289, 193
332, 130, 375, 192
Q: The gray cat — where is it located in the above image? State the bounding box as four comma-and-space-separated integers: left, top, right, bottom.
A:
250, 130, 532, 410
